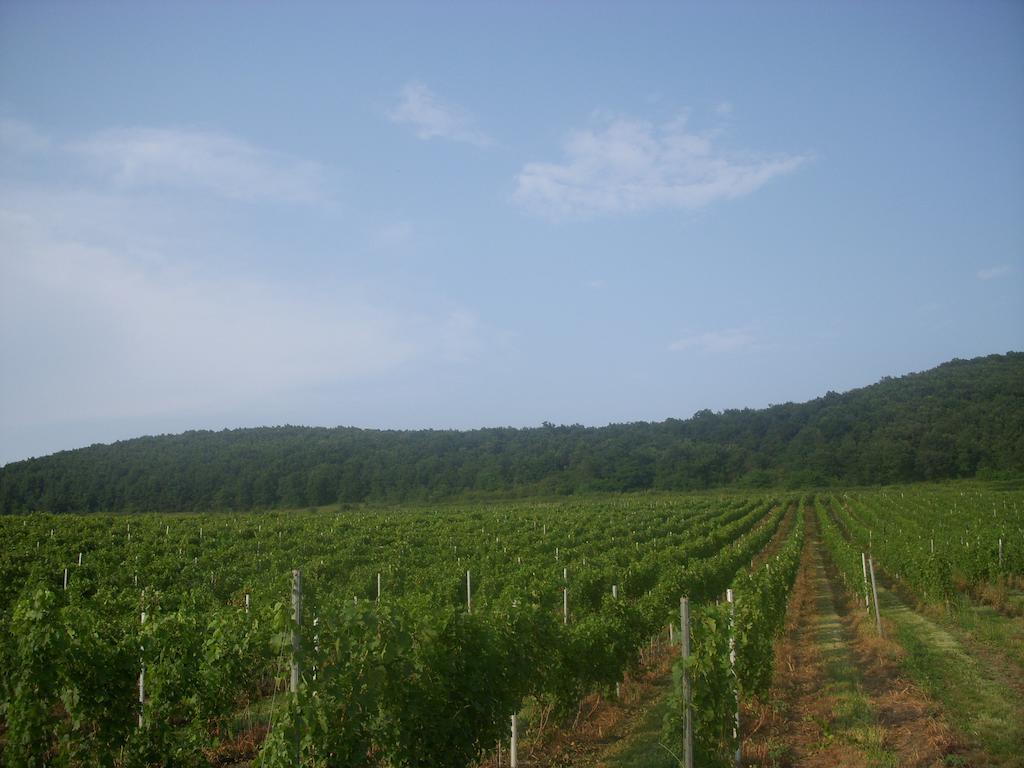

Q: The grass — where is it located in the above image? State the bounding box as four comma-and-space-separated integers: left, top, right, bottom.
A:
878, 583, 1024, 767
812, 582, 899, 768
598, 690, 678, 768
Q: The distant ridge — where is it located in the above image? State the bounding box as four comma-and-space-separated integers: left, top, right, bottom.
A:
2, 353, 1022, 513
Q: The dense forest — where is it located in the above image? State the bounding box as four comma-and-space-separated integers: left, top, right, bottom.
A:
2, 353, 1022, 514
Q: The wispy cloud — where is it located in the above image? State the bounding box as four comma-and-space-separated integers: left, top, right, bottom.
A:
0, 118, 51, 154
515, 114, 807, 217
669, 328, 755, 353
69, 127, 323, 202
370, 220, 415, 251
977, 264, 1012, 281
0, 209, 481, 425
387, 82, 491, 147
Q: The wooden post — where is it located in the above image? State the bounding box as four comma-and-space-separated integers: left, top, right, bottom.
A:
291, 570, 302, 694
999, 538, 1003, 569
727, 588, 739, 767
244, 593, 250, 613
510, 714, 519, 767
861, 552, 870, 612
868, 557, 883, 638
612, 584, 618, 599
377, 572, 382, 602
138, 611, 146, 728
681, 596, 693, 768
78, 552, 82, 567
63, 568, 68, 591
466, 570, 472, 614
563, 587, 569, 624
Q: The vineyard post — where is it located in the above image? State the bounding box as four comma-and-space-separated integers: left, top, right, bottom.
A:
727, 588, 740, 768
563, 587, 568, 624
612, 584, 620, 698
680, 596, 693, 768
78, 552, 82, 566
245, 593, 250, 613
291, 569, 302, 694
63, 567, 68, 591
291, 569, 302, 767
510, 714, 519, 767
868, 557, 882, 637
138, 611, 146, 728
999, 538, 1003, 569
861, 552, 870, 612
377, 572, 382, 602
466, 570, 472, 614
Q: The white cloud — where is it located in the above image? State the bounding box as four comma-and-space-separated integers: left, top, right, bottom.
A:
977, 264, 1012, 281
515, 114, 807, 217
387, 82, 491, 147
0, 211, 480, 426
669, 328, 754, 353
69, 127, 323, 202
0, 118, 51, 154
371, 221, 415, 251
714, 101, 734, 117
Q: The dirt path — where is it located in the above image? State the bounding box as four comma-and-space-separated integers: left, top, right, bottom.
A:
744, 507, 956, 768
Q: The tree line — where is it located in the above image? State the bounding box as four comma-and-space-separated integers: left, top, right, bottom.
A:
1, 353, 1021, 514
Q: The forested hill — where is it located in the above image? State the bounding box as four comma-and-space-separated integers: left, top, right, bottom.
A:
2, 352, 1022, 513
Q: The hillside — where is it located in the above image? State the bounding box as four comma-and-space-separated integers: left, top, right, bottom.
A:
1, 352, 1021, 513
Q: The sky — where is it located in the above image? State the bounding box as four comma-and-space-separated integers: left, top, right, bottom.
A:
1, 1, 1022, 466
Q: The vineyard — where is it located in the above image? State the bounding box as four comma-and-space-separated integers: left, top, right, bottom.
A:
1, 484, 1022, 766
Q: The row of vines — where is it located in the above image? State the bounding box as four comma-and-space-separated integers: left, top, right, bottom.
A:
1, 492, 793, 766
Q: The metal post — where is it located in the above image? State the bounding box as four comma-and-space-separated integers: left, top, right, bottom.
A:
291, 569, 302, 694
681, 596, 693, 768
510, 714, 518, 767
727, 588, 739, 767
138, 611, 146, 728
869, 557, 882, 638
861, 552, 870, 612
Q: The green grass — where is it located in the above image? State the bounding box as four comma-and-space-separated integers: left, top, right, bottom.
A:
600, 690, 678, 768
945, 596, 1024, 671
879, 584, 1024, 767
810, 554, 899, 768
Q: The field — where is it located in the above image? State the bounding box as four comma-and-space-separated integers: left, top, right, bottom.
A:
1, 484, 1022, 767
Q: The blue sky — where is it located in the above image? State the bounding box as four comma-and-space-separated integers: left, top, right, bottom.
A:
1, 1, 1022, 465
